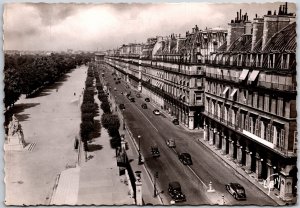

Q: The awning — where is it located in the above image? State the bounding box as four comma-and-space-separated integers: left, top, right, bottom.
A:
248, 70, 260, 82
230, 88, 238, 97
239, 69, 249, 80
222, 87, 229, 95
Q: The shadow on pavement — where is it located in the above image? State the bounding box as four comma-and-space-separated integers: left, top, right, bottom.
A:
87, 144, 103, 152
5, 103, 40, 124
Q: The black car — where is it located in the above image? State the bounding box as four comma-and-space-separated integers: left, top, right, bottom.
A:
172, 118, 179, 125
119, 104, 125, 110
168, 181, 186, 202
129, 97, 135, 102
145, 98, 150, 102
151, 146, 160, 157
225, 183, 246, 200
178, 153, 192, 165
141, 103, 147, 109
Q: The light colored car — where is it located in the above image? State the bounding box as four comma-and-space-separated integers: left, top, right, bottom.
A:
166, 139, 176, 148
153, 109, 160, 115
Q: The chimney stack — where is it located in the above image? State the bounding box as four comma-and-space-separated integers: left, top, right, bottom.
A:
262, 3, 291, 50
240, 9, 242, 21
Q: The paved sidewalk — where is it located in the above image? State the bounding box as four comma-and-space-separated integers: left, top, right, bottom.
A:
5, 66, 87, 205
50, 167, 80, 205
76, 93, 134, 205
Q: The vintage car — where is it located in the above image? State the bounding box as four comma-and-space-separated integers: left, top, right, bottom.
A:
178, 153, 193, 165
166, 139, 176, 148
168, 181, 186, 202
225, 183, 247, 200
153, 109, 160, 115
172, 118, 179, 125
141, 103, 147, 109
151, 146, 160, 157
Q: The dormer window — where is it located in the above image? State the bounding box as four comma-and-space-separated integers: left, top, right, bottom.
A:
268, 54, 275, 68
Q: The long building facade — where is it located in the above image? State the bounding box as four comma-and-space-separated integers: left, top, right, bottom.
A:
103, 3, 297, 201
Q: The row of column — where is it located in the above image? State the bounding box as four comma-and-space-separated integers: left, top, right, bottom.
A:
203, 125, 275, 182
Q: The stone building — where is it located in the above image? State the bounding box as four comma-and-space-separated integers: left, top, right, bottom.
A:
103, 2, 296, 201
203, 5, 296, 201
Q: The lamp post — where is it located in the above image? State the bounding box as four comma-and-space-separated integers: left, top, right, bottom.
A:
138, 135, 142, 165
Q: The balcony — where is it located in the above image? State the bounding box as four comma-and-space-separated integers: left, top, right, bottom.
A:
258, 81, 296, 91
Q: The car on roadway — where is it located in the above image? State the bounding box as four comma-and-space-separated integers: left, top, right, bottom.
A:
136, 93, 141, 98
178, 153, 192, 165
114, 87, 117, 91
129, 97, 135, 102
153, 109, 160, 115
225, 183, 246, 200
168, 181, 186, 202
145, 97, 150, 102
119, 104, 125, 110
141, 103, 147, 109
172, 118, 179, 125
151, 146, 160, 158
166, 139, 176, 148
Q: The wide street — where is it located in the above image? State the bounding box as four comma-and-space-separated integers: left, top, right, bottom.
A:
101, 65, 277, 205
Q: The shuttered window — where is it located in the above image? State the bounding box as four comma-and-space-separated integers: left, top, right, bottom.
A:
245, 114, 249, 131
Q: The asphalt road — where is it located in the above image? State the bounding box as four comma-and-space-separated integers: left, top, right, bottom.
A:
100, 67, 277, 206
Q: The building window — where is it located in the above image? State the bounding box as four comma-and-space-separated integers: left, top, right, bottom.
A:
266, 124, 272, 142
255, 118, 260, 136
260, 121, 265, 140
264, 94, 270, 112
277, 129, 285, 148
245, 114, 249, 131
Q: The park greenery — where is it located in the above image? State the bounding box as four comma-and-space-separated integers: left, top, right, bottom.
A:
95, 67, 121, 149
4, 52, 93, 108
80, 65, 96, 151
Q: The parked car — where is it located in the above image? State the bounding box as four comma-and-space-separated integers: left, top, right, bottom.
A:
178, 153, 192, 165
114, 87, 117, 91
136, 93, 141, 98
119, 104, 125, 110
172, 118, 179, 125
126, 92, 131, 97
129, 97, 135, 102
166, 139, 176, 148
168, 181, 186, 202
141, 103, 147, 109
153, 109, 160, 115
151, 146, 160, 157
145, 97, 150, 102
225, 183, 246, 200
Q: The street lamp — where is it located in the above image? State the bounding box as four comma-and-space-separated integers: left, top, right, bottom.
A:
138, 135, 142, 165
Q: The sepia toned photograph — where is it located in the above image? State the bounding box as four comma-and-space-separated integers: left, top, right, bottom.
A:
3, 1, 297, 206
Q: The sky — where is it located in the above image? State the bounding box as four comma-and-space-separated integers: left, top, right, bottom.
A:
3, 2, 296, 52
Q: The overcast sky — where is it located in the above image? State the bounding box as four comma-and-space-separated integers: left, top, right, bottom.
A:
3, 2, 296, 51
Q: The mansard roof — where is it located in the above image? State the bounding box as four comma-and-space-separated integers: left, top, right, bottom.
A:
262, 22, 296, 53
217, 41, 227, 52
227, 34, 252, 53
